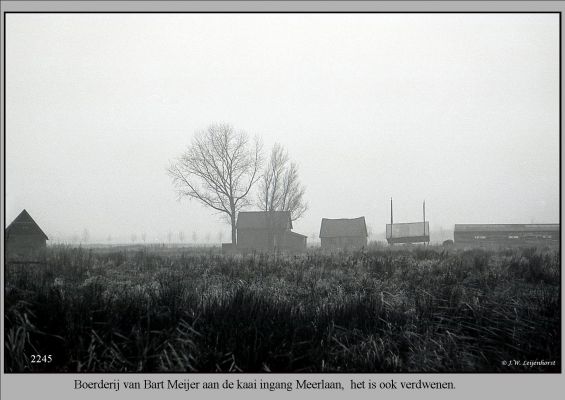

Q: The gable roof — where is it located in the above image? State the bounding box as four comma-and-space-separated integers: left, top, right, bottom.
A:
286, 231, 308, 239
6, 209, 48, 240
237, 211, 292, 230
319, 217, 367, 238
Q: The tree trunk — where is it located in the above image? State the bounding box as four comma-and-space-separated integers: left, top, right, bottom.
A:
231, 213, 237, 245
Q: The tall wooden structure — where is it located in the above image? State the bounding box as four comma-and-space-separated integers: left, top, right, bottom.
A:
386, 199, 430, 245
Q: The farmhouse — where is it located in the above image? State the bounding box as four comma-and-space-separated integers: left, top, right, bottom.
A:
236, 211, 307, 252
319, 217, 368, 250
5, 209, 48, 260
454, 224, 560, 248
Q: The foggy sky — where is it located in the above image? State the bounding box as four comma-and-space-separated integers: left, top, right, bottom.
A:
5, 13, 560, 243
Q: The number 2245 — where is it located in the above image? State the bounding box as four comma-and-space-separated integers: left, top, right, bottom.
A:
31, 355, 53, 363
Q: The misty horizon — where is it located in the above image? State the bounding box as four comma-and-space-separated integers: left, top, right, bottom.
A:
5, 13, 560, 243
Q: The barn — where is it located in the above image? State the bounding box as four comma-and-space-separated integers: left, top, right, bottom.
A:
236, 211, 307, 252
5, 209, 48, 260
319, 217, 368, 250
454, 224, 560, 248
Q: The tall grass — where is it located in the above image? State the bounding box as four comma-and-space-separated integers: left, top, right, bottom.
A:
4, 246, 560, 372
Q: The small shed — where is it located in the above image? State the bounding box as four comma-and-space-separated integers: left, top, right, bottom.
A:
319, 217, 368, 250
236, 211, 307, 252
285, 231, 308, 251
6, 209, 48, 260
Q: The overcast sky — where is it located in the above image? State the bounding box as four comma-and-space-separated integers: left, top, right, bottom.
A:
6, 13, 559, 243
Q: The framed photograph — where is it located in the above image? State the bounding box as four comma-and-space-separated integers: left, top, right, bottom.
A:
2, 1, 562, 399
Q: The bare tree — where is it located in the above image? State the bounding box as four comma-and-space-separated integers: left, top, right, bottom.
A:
257, 143, 308, 221
192, 231, 198, 243
178, 231, 185, 243
168, 123, 262, 245
141, 232, 147, 243
131, 233, 137, 243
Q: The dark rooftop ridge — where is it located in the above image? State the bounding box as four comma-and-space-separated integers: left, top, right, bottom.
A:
319, 217, 367, 238
6, 209, 49, 239
236, 211, 292, 230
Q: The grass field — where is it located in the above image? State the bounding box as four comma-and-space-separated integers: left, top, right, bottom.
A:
4, 245, 560, 372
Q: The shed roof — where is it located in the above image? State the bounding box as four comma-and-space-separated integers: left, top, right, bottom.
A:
236, 211, 292, 230
6, 209, 48, 239
286, 231, 308, 239
454, 224, 559, 233
319, 217, 367, 238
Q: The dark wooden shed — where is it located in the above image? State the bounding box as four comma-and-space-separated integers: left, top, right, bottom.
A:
319, 217, 368, 250
236, 211, 307, 252
6, 209, 48, 260
285, 231, 308, 251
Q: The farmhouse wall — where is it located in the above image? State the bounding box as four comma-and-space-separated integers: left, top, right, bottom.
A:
454, 224, 560, 248
237, 229, 286, 250
282, 231, 307, 252
321, 236, 367, 250
6, 235, 46, 259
